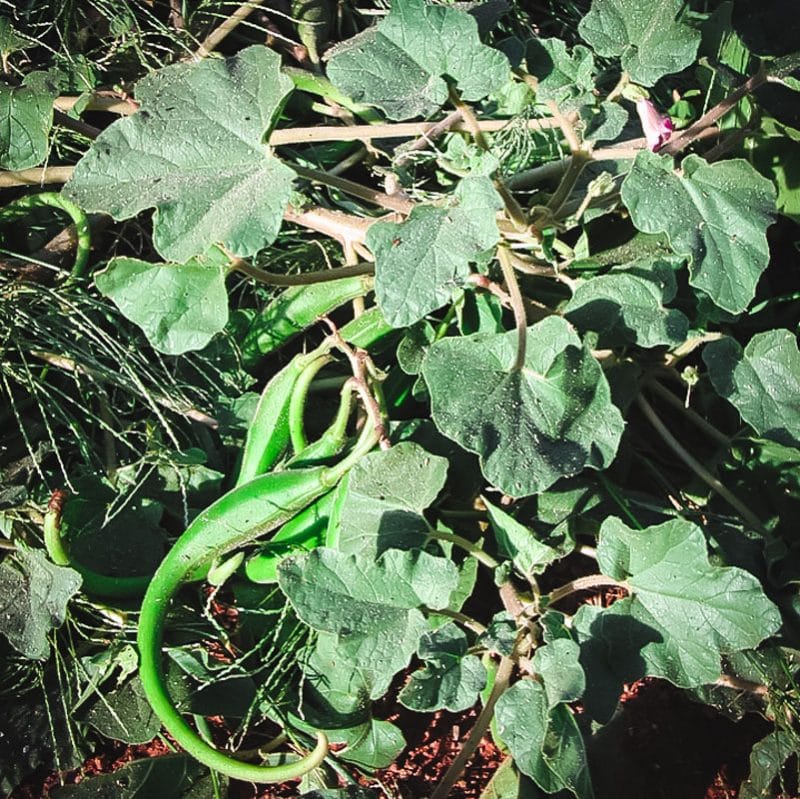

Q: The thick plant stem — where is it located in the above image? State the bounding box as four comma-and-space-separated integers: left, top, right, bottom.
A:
497, 245, 528, 371
636, 394, 766, 532
430, 656, 515, 799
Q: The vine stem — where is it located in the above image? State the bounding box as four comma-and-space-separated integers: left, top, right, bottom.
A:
426, 530, 499, 570
636, 394, 766, 532
547, 574, 629, 606
0, 166, 74, 187
497, 245, 528, 371
193, 0, 266, 59
661, 65, 767, 156
646, 379, 731, 448
270, 115, 566, 146
430, 655, 515, 799
423, 606, 487, 635
290, 163, 414, 215
447, 85, 529, 231
229, 257, 373, 286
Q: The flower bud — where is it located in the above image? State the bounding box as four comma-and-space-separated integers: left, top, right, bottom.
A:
635, 98, 674, 151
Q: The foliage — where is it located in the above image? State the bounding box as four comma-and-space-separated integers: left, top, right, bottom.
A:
0, 0, 799, 796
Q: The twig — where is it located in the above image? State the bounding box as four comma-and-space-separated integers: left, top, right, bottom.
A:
394, 110, 463, 164
53, 110, 100, 140
290, 163, 414, 215
497, 246, 528, 371
193, 0, 267, 59
636, 394, 766, 532
283, 205, 394, 250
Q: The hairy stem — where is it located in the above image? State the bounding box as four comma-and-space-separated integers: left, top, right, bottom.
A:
646, 379, 731, 448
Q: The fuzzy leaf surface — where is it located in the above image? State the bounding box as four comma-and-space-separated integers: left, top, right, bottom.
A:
421, 317, 624, 497
325, 0, 509, 120
596, 517, 782, 686
65, 45, 294, 261
578, 0, 701, 85
368, 177, 502, 327
95, 250, 229, 355
621, 151, 775, 314
703, 330, 800, 447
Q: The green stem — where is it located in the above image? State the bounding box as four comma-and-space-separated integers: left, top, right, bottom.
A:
636, 394, 766, 532
547, 574, 628, 606
0, 192, 91, 281
229, 257, 374, 286
290, 163, 414, 215
427, 530, 499, 570
288, 355, 334, 453
430, 655, 515, 799
647, 379, 731, 448
423, 606, 487, 635
497, 245, 527, 371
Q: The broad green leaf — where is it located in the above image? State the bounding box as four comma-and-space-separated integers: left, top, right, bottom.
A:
368, 176, 502, 327
334, 441, 448, 556
572, 602, 658, 722
421, 317, 624, 497
532, 639, 585, 708
399, 623, 486, 712
579, 101, 628, 143
95, 250, 229, 355
0, 18, 33, 57
325, 0, 509, 120
334, 719, 406, 770
495, 680, 593, 799
302, 789, 380, 799
525, 38, 595, 110
596, 517, 782, 686
82, 676, 161, 744
577, 0, 701, 86
65, 45, 294, 261
479, 612, 518, 657
621, 151, 776, 314
563, 257, 689, 348
738, 730, 799, 799
50, 754, 208, 799
0, 549, 81, 660
279, 548, 459, 697
703, 331, 800, 448
484, 498, 564, 577
0, 70, 57, 169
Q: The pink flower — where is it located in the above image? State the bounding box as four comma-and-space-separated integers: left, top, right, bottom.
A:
635, 98, 674, 151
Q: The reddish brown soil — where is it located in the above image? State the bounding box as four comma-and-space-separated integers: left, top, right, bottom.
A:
11, 676, 787, 799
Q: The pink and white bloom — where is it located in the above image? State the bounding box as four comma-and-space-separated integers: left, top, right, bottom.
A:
635, 98, 674, 151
